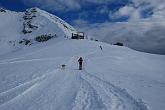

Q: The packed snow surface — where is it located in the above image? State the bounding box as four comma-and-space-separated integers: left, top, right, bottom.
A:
0, 39, 165, 110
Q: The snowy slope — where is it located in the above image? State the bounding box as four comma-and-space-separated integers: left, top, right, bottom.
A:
0, 8, 76, 55
0, 39, 165, 110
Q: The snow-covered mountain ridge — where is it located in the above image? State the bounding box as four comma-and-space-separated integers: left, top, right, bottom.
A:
0, 7, 76, 55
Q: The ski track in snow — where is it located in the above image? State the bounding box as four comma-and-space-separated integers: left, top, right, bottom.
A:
0, 69, 59, 106
0, 57, 64, 65
72, 77, 106, 110
0, 46, 48, 63
0, 52, 149, 110
79, 70, 149, 110
69, 55, 149, 110
68, 68, 149, 110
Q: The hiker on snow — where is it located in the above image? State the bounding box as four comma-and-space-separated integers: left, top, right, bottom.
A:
78, 57, 83, 70
99, 45, 103, 50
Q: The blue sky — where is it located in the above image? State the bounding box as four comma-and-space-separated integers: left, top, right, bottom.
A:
0, 0, 164, 33
0, 0, 154, 25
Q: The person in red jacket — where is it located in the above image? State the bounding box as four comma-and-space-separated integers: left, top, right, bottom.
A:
78, 57, 83, 70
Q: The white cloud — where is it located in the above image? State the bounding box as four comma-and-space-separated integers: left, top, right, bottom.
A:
21, 0, 117, 11
83, 0, 115, 4
76, 0, 165, 54
72, 19, 89, 28
78, 21, 165, 54
151, 5, 165, 21
133, 0, 165, 7
107, 0, 165, 21
109, 5, 141, 21
131, 0, 165, 20
118, 6, 135, 16
96, 6, 109, 14
22, 0, 81, 11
